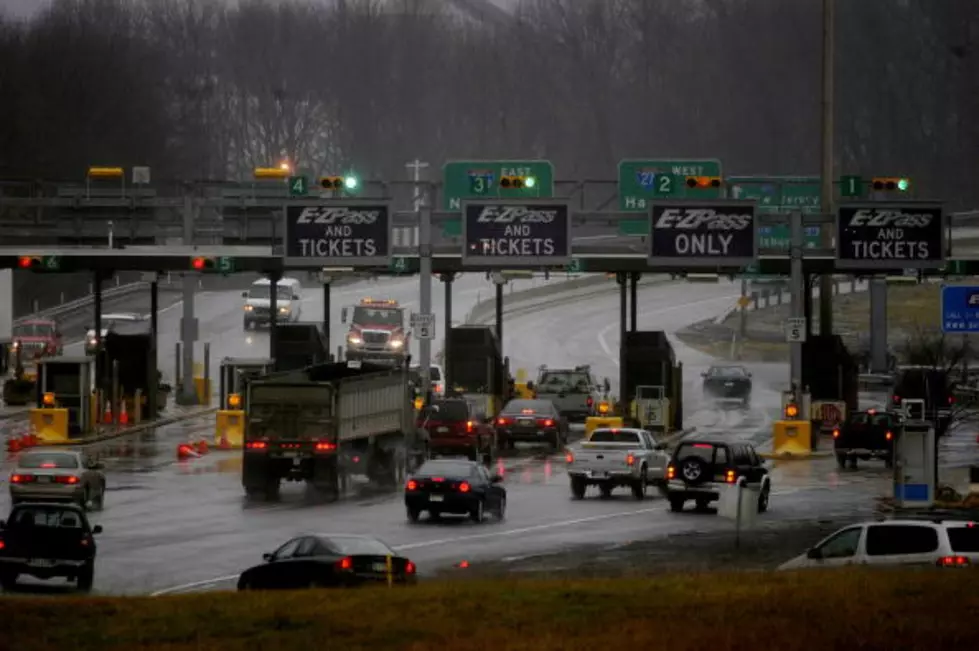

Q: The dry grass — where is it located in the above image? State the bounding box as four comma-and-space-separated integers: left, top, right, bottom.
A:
1, 572, 978, 650
833, 283, 940, 336
676, 332, 790, 362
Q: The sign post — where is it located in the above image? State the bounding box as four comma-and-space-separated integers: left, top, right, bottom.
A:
283, 202, 392, 267
648, 200, 758, 269
618, 159, 723, 212
443, 160, 554, 211
835, 202, 945, 270
461, 199, 572, 268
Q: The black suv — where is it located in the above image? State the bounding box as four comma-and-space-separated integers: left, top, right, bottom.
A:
0, 502, 102, 592
833, 408, 900, 469
664, 438, 771, 513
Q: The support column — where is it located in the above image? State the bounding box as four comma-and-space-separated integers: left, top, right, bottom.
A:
419, 201, 433, 397
790, 210, 804, 393
149, 277, 159, 419
629, 272, 639, 331
93, 270, 103, 385
269, 271, 281, 371
618, 273, 627, 411
179, 274, 197, 404
322, 282, 331, 357
803, 275, 814, 338
869, 278, 888, 373
495, 282, 504, 350
442, 273, 454, 389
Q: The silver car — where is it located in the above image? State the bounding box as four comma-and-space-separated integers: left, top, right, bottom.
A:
8, 449, 106, 510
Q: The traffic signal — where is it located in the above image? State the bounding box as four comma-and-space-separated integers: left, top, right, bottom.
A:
685, 176, 721, 189
320, 175, 359, 191
17, 255, 60, 271
871, 177, 911, 192
190, 256, 233, 274
500, 175, 536, 190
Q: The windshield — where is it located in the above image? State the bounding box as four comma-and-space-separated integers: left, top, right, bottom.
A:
502, 399, 552, 415
325, 536, 394, 556
352, 306, 402, 326
415, 460, 475, 478
709, 366, 748, 378
589, 430, 641, 444
248, 285, 294, 300
424, 400, 469, 421
538, 371, 591, 393
11, 507, 84, 529
12, 323, 55, 337
430, 367, 442, 381
18, 452, 79, 469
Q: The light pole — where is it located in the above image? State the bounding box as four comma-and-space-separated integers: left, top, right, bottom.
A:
407, 159, 432, 397
818, 0, 836, 337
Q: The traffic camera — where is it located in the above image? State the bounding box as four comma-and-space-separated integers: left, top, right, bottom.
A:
320, 175, 359, 191
499, 175, 536, 190
871, 177, 911, 192
685, 176, 721, 189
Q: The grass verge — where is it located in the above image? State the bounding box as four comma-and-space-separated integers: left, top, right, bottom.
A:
2, 571, 979, 650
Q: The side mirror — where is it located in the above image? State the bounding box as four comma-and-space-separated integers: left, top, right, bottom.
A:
263, 552, 273, 562
806, 547, 821, 560
747, 372, 753, 378
92, 525, 103, 534
491, 474, 503, 483
341, 308, 348, 324
241, 291, 248, 298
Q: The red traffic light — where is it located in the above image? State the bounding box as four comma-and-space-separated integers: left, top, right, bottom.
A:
192, 257, 206, 270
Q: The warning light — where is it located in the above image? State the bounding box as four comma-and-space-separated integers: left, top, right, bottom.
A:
192, 257, 206, 270
784, 403, 800, 419
228, 393, 241, 409
320, 175, 359, 191
685, 176, 721, 189
500, 175, 535, 190
42, 392, 56, 407
189, 256, 232, 274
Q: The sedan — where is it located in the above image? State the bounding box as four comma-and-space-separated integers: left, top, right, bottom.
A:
405, 459, 506, 523
84, 312, 146, 354
8, 449, 106, 510
494, 399, 568, 450
237, 534, 416, 590
702, 365, 752, 407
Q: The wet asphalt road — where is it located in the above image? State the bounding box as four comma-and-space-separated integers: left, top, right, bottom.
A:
0, 276, 976, 597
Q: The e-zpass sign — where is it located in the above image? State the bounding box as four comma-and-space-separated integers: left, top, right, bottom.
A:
836, 203, 944, 270
461, 200, 571, 267
284, 203, 391, 267
649, 200, 757, 267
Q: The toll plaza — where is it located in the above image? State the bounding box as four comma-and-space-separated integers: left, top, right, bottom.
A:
215, 357, 274, 449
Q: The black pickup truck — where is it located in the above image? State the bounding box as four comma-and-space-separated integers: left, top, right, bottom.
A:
833, 408, 900, 470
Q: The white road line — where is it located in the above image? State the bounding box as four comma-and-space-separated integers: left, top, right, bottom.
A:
150, 506, 663, 596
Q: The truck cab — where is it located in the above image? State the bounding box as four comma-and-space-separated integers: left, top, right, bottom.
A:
11, 319, 63, 361
342, 298, 408, 365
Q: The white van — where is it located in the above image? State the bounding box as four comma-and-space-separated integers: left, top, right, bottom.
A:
242, 277, 303, 329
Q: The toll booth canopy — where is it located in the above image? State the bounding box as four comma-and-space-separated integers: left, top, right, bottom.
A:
35, 357, 94, 437
219, 357, 274, 408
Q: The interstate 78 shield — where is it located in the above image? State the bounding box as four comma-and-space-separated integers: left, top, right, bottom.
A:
648, 199, 758, 269
461, 199, 572, 267
283, 202, 392, 268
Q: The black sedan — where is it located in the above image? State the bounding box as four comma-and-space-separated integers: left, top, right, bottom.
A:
405, 459, 506, 523
494, 399, 568, 450
702, 365, 752, 406
237, 534, 416, 590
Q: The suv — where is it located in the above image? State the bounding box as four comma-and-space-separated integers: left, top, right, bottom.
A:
664, 438, 771, 513
779, 519, 979, 570
418, 399, 495, 466
0, 502, 102, 592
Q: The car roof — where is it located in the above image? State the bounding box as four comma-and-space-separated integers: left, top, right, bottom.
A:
19, 448, 80, 457
16, 318, 55, 325
677, 437, 754, 448
707, 364, 748, 371
592, 427, 643, 434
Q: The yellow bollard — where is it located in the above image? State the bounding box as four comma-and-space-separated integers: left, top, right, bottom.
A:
584, 416, 624, 438
766, 420, 813, 459
193, 377, 212, 406
30, 408, 69, 443
215, 410, 246, 448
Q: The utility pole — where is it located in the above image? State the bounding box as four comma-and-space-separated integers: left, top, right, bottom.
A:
818, 0, 836, 337
790, 210, 804, 393
407, 159, 432, 398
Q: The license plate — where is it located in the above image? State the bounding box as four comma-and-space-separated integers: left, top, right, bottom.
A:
36, 476, 52, 483
429, 494, 444, 502
725, 382, 734, 387
436, 427, 449, 433
372, 562, 387, 573
281, 451, 298, 458
29, 559, 54, 567
519, 419, 533, 426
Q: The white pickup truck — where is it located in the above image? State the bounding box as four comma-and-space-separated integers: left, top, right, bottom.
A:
566, 427, 671, 500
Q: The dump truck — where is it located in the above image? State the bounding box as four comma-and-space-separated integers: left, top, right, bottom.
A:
241, 360, 424, 501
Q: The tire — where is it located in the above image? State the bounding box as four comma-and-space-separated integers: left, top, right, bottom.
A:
836, 452, 847, 470
495, 495, 507, 520
406, 505, 421, 523
668, 496, 685, 513
679, 457, 708, 485
695, 498, 710, 510
599, 484, 613, 499
79, 489, 90, 511
94, 483, 106, 511
0, 571, 18, 591
470, 499, 485, 523
237, 578, 251, 591
758, 486, 770, 513
76, 562, 94, 592
570, 478, 587, 500
632, 468, 648, 501
496, 434, 508, 452
884, 456, 894, 469
548, 432, 560, 452
469, 446, 480, 462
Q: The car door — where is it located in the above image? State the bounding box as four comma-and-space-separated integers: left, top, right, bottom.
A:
744, 446, 766, 489
863, 523, 941, 567
256, 537, 304, 589
286, 537, 322, 585
806, 525, 865, 568
474, 466, 499, 509
641, 431, 667, 478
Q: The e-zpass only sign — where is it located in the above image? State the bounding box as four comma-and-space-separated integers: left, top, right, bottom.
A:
836, 203, 944, 269
461, 200, 571, 267
284, 204, 392, 267
649, 200, 757, 267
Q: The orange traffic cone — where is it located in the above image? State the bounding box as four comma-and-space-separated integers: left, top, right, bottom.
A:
6, 437, 21, 453
177, 443, 200, 460
195, 439, 209, 455
102, 400, 113, 424
119, 401, 130, 425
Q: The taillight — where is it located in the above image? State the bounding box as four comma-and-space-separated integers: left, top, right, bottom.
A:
667, 466, 675, 480
458, 481, 471, 493
80, 538, 90, 547
10, 474, 34, 484
406, 479, 418, 491
832, 428, 840, 439
625, 454, 635, 466
54, 476, 79, 485
336, 556, 353, 571
435, 383, 444, 394
885, 431, 893, 441
949, 395, 956, 405
725, 470, 736, 483
937, 556, 970, 567
466, 421, 474, 433
0, 540, 4, 550
315, 441, 336, 452
405, 561, 416, 574
587, 397, 594, 408
892, 394, 901, 404
246, 441, 267, 450
496, 417, 509, 426
538, 418, 554, 427
565, 452, 574, 464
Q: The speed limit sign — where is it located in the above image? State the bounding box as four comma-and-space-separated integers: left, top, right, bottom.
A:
784, 317, 806, 343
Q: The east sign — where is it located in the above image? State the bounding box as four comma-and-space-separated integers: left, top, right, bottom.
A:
461, 200, 572, 267
649, 200, 758, 268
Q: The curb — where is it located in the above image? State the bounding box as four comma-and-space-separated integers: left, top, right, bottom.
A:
35, 407, 219, 448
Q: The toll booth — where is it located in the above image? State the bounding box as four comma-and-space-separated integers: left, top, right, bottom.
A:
215, 357, 274, 449
622, 331, 683, 432
893, 401, 935, 509
31, 357, 95, 442
633, 385, 670, 433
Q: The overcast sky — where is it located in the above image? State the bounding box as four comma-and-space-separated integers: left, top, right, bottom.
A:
0, 0, 517, 19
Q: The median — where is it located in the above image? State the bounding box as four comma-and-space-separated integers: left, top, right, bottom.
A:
1, 570, 976, 650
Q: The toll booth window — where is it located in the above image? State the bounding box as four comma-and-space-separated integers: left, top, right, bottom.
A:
538, 371, 591, 393
18, 452, 79, 469
351, 307, 402, 326
46, 366, 81, 396
589, 430, 640, 444
865, 524, 939, 556
948, 527, 979, 553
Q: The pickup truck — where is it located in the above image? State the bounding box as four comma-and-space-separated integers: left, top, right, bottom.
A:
535, 365, 609, 423
566, 427, 670, 500
833, 408, 900, 470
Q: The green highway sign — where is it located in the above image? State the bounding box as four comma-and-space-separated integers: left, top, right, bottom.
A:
288, 175, 308, 197
388, 256, 418, 274
617, 158, 723, 212
442, 160, 554, 211
566, 257, 583, 274
727, 176, 822, 253
840, 175, 862, 198
217, 256, 233, 273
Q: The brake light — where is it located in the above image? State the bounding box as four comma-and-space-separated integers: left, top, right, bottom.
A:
949, 395, 956, 405
246, 441, 267, 450
433, 477, 444, 482
80, 538, 89, 547
54, 476, 79, 485
336, 556, 353, 571
885, 431, 893, 441
10, 474, 34, 483
0, 540, 4, 550
892, 394, 901, 404
937, 555, 970, 567
867, 409, 876, 415
587, 397, 594, 408
496, 417, 509, 426
538, 418, 554, 427
521, 409, 534, 414
458, 481, 471, 493
625, 454, 635, 466
40, 462, 56, 468
405, 561, 416, 574
466, 421, 474, 433
725, 470, 736, 483
667, 465, 675, 480
565, 452, 574, 464
832, 428, 840, 439
406, 480, 418, 491
435, 383, 444, 394
692, 443, 713, 449
315, 441, 336, 452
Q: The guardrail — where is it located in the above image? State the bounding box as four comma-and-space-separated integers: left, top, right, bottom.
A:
16, 281, 149, 322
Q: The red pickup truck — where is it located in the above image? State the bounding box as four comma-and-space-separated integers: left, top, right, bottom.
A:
11, 318, 63, 361
418, 398, 496, 466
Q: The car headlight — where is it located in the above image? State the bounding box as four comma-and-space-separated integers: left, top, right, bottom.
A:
279, 307, 290, 314
243, 305, 254, 312
348, 336, 362, 345
389, 339, 404, 349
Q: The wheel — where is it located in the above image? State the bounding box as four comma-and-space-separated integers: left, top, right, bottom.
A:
679, 457, 707, 485
470, 499, 485, 523
469, 446, 480, 462
548, 432, 560, 452
496, 434, 508, 451
406, 505, 421, 523
599, 484, 613, 499
237, 578, 251, 591
632, 468, 648, 500
848, 457, 859, 470
668, 496, 685, 512
695, 498, 710, 510
836, 453, 847, 470
76, 562, 94, 592
265, 478, 281, 501
495, 495, 507, 520
79, 489, 91, 511
757, 486, 770, 513
0, 571, 18, 590
570, 478, 587, 500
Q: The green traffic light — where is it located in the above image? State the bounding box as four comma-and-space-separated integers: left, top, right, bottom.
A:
897, 178, 910, 191
344, 176, 359, 190
524, 176, 536, 189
